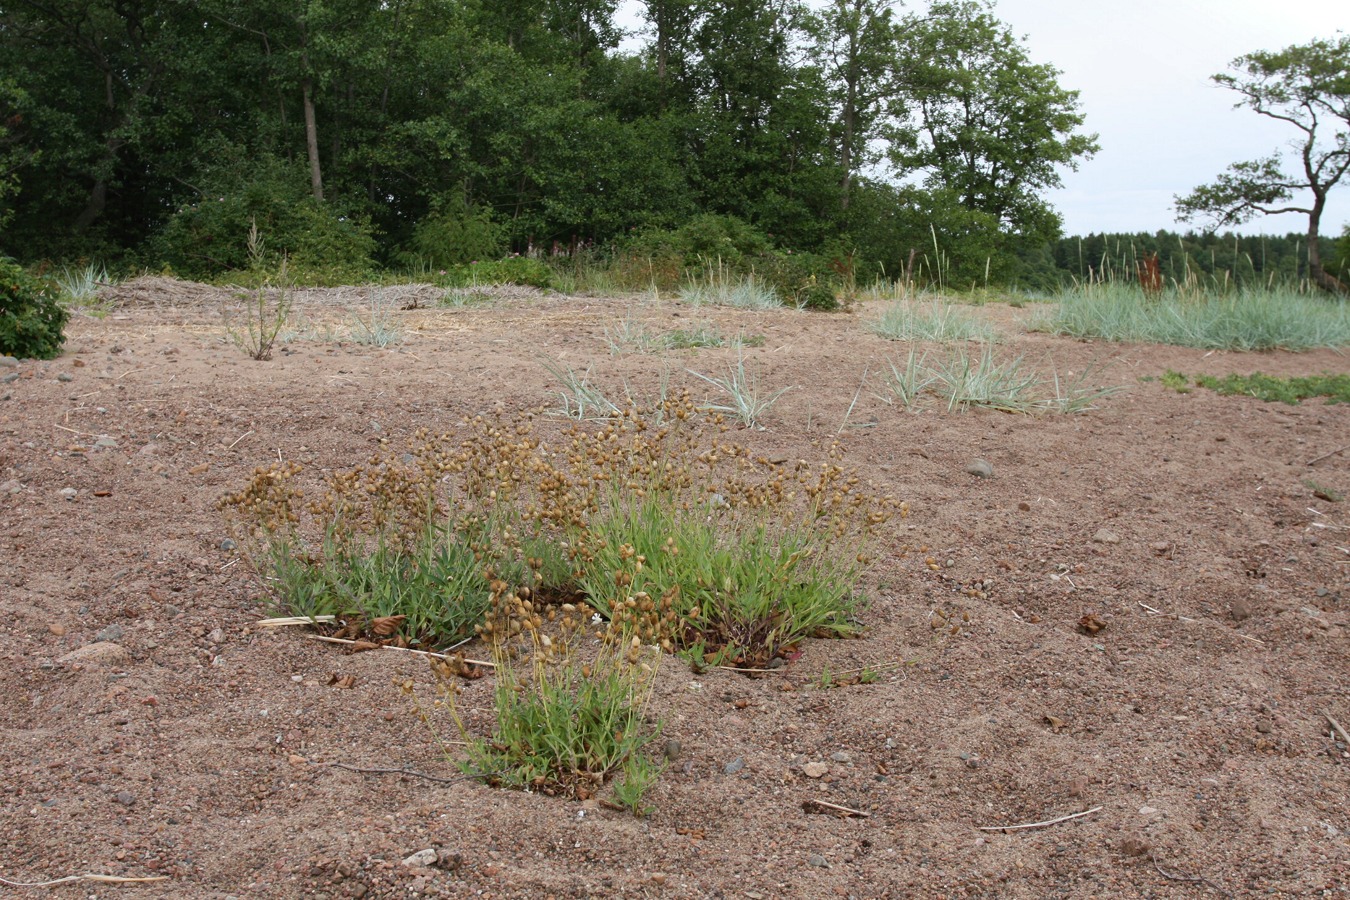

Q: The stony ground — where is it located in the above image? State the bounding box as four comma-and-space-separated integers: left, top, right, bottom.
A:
1, 278, 1348, 898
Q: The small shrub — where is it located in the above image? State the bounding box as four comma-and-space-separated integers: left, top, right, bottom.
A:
441, 257, 552, 290
405, 196, 504, 269
221, 226, 294, 361
1192, 372, 1350, 405
0, 256, 68, 359
348, 291, 402, 347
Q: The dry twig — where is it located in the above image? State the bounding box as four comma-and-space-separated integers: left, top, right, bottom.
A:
1150, 851, 1228, 896
312, 760, 478, 785
978, 805, 1102, 832
302, 633, 493, 668
1324, 710, 1350, 747
0, 873, 169, 887
1308, 443, 1350, 466
804, 798, 870, 818
1138, 602, 1264, 645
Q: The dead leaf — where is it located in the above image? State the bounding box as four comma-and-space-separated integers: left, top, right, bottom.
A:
347, 641, 381, 654
1078, 614, 1106, 635
369, 615, 406, 637
1045, 715, 1065, 733
327, 673, 356, 688
188, 462, 209, 475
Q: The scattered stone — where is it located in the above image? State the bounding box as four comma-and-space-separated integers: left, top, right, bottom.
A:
1017, 501, 1031, 512
0, 355, 16, 367
1120, 834, 1150, 857
965, 459, 993, 478
1, 479, 20, 494
1067, 775, 1089, 797
162, 604, 181, 618
1150, 541, 1172, 555
402, 849, 438, 868
650, 873, 668, 885
58, 487, 78, 501
663, 739, 682, 761
723, 757, 745, 775
207, 628, 225, 644
95, 624, 124, 643
220, 538, 237, 552
807, 854, 828, 868
1229, 598, 1253, 622
1, 372, 18, 384
48, 623, 66, 636
1256, 720, 1272, 734
93, 435, 118, 450
1092, 529, 1121, 545
1138, 806, 1159, 817
57, 372, 74, 382
115, 791, 136, 806
802, 762, 829, 779
829, 751, 851, 764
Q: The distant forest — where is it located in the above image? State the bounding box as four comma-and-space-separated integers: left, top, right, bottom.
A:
1, 1, 1346, 290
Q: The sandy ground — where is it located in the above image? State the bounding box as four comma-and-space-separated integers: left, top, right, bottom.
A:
1, 277, 1348, 898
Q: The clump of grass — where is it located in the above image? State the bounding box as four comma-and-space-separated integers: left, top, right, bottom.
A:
678, 263, 781, 309
54, 262, 111, 311
688, 351, 793, 427
437, 586, 664, 806
223, 396, 900, 810
439, 287, 493, 308
877, 345, 1121, 414
1194, 372, 1350, 405
871, 299, 998, 342
1038, 283, 1350, 351
543, 361, 623, 419
348, 291, 402, 347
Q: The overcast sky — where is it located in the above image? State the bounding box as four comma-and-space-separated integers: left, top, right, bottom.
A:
618, 1, 1350, 238
992, 0, 1350, 237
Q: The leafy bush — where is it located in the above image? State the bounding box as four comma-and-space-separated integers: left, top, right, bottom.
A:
627, 214, 772, 269
441, 257, 552, 290
404, 197, 505, 269
0, 256, 67, 359
155, 153, 376, 282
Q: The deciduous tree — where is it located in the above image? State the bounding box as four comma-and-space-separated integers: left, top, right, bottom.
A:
1175, 36, 1350, 294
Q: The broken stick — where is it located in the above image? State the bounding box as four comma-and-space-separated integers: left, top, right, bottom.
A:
978, 805, 1102, 832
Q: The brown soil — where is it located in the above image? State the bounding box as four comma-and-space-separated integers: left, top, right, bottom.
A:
2, 278, 1348, 898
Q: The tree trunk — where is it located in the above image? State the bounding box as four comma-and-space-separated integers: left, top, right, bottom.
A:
302, 76, 324, 202
1307, 196, 1347, 294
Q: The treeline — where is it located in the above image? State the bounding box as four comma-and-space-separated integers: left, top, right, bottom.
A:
1020, 231, 1348, 293
0, 0, 1098, 285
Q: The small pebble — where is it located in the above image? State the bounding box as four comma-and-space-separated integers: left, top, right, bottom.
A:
220, 538, 237, 552
724, 757, 745, 775
59, 487, 78, 501
829, 751, 851, 764
803, 762, 828, 779
95, 624, 124, 643
663, 739, 682, 761
57, 372, 73, 382
402, 849, 438, 868
807, 854, 828, 868
208, 628, 225, 644
115, 791, 136, 806
965, 459, 993, 478
1092, 529, 1121, 545
0, 355, 17, 367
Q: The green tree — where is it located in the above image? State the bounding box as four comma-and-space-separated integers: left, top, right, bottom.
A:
1175, 36, 1350, 294
808, 0, 902, 211
889, 0, 1098, 242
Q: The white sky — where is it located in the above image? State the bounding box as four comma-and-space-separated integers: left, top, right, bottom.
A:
992, 0, 1350, 237
617, 1, 1350, 238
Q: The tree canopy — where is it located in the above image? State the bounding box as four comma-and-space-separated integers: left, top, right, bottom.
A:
0, 0, 1100, 280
